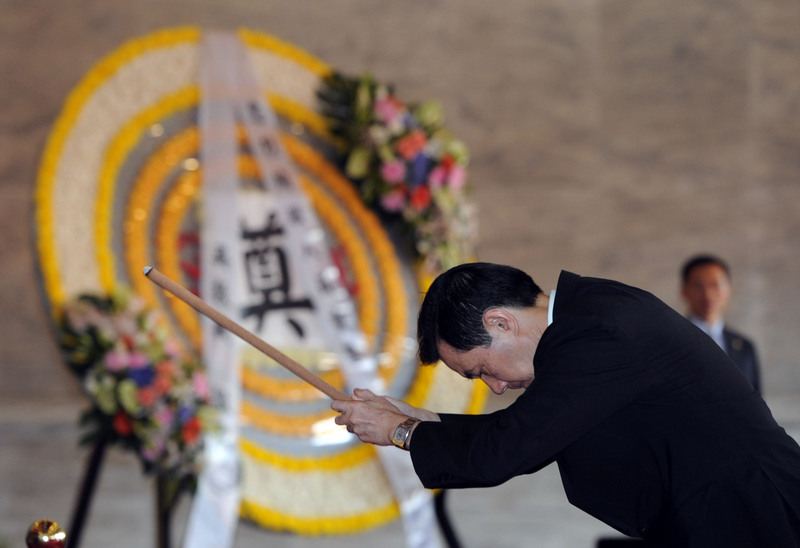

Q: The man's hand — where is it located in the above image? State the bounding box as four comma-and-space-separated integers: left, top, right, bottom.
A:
331, 389, 439, 445
331, 397, 406, 445
351, 388, 441, 422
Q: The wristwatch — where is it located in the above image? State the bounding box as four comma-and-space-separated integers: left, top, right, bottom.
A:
390, 417, 421, 450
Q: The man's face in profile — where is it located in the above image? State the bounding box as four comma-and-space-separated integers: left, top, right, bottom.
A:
682, 263, 732, 324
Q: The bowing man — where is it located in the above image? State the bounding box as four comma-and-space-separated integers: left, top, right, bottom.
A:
332, 262, 800, 547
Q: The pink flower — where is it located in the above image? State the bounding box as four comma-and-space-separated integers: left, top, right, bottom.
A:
447, 164, 466, 190
142, 445, 163, 463
428, 165, 447, 189
193, 373, 209, 399
374, 97, 403, 124
380, 159, 406, 184
164, 339, 181, 358
104, 350, 129, 372
128, 352, 149, 369
155, 406, 174, 426
381, 189, 407, 212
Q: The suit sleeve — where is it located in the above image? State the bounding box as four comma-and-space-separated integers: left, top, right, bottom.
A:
410, 319, 665, 489
436, 412, 499, 425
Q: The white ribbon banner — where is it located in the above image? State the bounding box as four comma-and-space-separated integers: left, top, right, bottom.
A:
230, 37, 441, 547
183, 33, 247, 548
186, 31, 440, 548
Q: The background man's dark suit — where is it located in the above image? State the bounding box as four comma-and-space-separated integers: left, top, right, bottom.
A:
410, 271, 800, 547
724, 327, 761, 393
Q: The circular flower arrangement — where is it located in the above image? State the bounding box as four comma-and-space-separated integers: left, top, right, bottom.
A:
58, 289, 213, 478
35, 27, 486, 535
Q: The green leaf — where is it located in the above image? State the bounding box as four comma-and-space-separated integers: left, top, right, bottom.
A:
446, 139, 470, 164
95, 377, 118, 414
345, 147, 371, 179
414, 101, 444, 129
117, 379, 142, 416
355, 77, 375, 124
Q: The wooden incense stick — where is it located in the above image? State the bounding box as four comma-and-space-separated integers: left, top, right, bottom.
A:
143, 266, 349, 401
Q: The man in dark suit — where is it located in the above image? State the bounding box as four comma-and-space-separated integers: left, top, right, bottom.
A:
332, 263, 800, 546
681, 254, 761, 392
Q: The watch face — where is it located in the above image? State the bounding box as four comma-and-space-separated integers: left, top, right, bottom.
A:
391, 425, 407, 446
392, 418, 419, 448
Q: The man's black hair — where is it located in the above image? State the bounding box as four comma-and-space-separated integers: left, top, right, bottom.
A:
681, 254, 731, 284
417, 262, 543, 364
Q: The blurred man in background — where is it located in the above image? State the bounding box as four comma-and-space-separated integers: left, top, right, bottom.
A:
681, 254, 761, 393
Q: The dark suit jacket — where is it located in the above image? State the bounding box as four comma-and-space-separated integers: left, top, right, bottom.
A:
723, 327, 761, 393
411, 271, 800, 547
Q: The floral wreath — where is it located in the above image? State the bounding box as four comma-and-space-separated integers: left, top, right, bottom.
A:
35, 27, 486, 536
57, 290, 212, 479
319, 73, 477, 273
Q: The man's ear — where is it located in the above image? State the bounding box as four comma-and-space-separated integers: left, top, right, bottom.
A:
483, 307, 516, 335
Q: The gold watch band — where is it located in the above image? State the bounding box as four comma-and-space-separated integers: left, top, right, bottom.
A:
391, 417, 420, 450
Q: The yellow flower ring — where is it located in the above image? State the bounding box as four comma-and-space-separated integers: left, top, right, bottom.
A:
126, 132, 414, 429
34, 26, 486, 535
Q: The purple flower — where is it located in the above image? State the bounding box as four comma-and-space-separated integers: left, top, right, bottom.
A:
409, 154, 431, 187
178, 406, 193, 424
129, 367, 156, 388
402, 111, 416, 130
142, 443, 164, 463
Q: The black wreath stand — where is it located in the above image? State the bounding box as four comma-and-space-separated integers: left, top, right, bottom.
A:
66, 433, 108, 548
66, 433, 192, 548
434, 489, 462, 548
66, 432, 457, 548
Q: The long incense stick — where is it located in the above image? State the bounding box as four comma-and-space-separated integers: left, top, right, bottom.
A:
143, 266, 349, 400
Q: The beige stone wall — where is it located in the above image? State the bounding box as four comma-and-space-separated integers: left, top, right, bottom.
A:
2, 0, 799, 402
